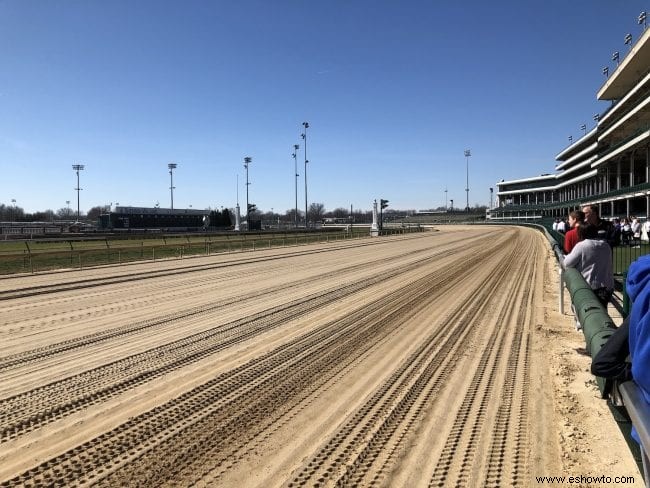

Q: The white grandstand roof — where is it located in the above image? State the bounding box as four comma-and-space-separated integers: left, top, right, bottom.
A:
598, 26, 650, 101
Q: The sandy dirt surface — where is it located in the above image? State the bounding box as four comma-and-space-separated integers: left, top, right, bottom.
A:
0, 225, 642, 487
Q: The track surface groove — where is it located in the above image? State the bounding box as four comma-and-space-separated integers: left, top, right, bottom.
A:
0, 227, 577, 486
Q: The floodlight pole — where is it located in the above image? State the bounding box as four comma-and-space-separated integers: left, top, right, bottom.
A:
302, 122, 309, 227
72, 164, 85, 222
464, 150, 471, 212
293, 144, 299, 227
235, 174, 241, 232
244, 157, 252, 224
168, 163, 177, 210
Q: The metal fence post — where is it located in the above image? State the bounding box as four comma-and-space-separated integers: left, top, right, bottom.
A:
623, 271, 630, 317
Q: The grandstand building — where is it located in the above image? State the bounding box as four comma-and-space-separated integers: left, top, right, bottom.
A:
493, 24, 650, 221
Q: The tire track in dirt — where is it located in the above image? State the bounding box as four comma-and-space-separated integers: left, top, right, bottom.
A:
285, 230, 536, 487
0, 227, 565, 487
0, 231, 510, 486
0, 236, 496, 444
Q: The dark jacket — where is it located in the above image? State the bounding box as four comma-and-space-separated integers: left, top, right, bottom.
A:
591, 317, 631, 381
595, 218, 617, 247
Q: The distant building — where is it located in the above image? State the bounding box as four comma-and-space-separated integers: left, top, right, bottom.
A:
98, 206, 209, 231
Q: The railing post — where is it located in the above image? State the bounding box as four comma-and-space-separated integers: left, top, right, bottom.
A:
623, 271, 630, 317
559, 266, 565, 315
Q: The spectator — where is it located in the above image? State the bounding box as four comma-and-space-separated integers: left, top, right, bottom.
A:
622, 218, 633, 246
613, 218, 622, 245
563, 210, 585, 254
631, 216, 641, 247
643, 219, 650, 243
622, 255, 650, 443
552, 218, 559, 232
582, 204, 616, 247
563, 222, 614, 309
557, 218, 567, 234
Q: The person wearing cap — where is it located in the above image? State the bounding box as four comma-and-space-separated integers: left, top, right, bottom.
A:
581, 204, 616, 247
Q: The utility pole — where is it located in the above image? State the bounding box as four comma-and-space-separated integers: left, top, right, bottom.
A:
302, 122, 309, 226
244, 157, 252, 226
464, 150, 471, 212
168, 163, 177, 210
293, 144, 299, 227
72, 164, 85, 222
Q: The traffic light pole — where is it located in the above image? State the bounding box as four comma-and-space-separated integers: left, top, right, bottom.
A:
380, 199, 389, 230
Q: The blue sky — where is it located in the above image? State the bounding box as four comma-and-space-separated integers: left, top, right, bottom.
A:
1, 1, 648, 215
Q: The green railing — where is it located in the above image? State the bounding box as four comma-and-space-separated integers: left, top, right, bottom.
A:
529, 222, 645, 476
0, 230, 354, 275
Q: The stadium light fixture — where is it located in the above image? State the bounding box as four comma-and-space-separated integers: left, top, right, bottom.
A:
639, 11, 647, 30
302, 122, 309, 227
72, 164, 85, 222
612, 51, 620, 66
625, 33, 633, 50
580, 124, 587, 135
464, 149, 471, 212
568, 135, 573, 143
602, 66, 609, 78
168, 163, 177, 210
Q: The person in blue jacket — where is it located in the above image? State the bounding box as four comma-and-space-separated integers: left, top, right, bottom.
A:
624, 254, 650, 441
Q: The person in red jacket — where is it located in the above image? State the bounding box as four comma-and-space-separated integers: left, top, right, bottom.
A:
564, 210, 585, 254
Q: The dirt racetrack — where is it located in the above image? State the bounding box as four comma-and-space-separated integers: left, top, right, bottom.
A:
0, 225, 642, 487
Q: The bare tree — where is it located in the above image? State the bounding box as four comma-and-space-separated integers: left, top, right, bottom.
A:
308, 202, 325, 223
328, 207, 347, 218
56, 207, 75, 219
86, 206, 104, 221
